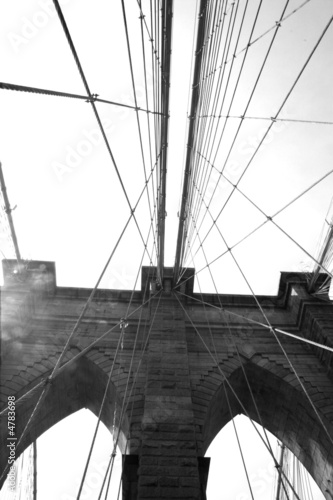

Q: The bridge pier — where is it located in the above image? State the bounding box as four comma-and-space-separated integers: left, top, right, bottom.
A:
124, 293, 209, 499
1, 261, 333, 498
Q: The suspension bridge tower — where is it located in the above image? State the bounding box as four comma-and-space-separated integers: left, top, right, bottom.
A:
1, 0, 333, 499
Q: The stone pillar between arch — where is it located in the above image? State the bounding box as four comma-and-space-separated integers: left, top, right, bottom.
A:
122, 293, 210, 499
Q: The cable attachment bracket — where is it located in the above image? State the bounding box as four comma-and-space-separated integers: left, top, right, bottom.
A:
120, 318, 129, 329
85, 93, 99, 103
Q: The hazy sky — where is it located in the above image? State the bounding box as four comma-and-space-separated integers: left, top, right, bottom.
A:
0, 0, 332, 498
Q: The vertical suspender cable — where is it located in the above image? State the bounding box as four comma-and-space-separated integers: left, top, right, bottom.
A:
276, 444, 286, 500
33, 441, 37, 500
157, 0, 173, 283
174, 0, 209, 281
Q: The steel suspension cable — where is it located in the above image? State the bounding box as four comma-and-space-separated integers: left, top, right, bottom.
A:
174, 0, 209, 280
138, 1, 156, 210
183, 0, 249, 267
228, 0, 313, 65
190, 245, 276, 476
97, 292, 163, 499
0, 213, 140, 484
208, 214, 333, 446
121, 0, 158, 263
174, 292, 305, 500
188, 0, 237, 246
183, 0, 230, 256
180, 0, 264, 270
76, 206, 159, 499
188, 151, 333, 284
187, 12, 333, 265
175, 289, 333, 355
197, 114, 333, 126
195, 150, 333, 283
0, 153, 162, 420
187, 229, 277, 458
184, 0, 288, 262
0, 81, 161, 114
51, 0, 154, 267
101, 232, 159, 499
181, 153, 333, 277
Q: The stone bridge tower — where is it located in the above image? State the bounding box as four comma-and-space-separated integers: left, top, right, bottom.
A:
1, 259, 333, 499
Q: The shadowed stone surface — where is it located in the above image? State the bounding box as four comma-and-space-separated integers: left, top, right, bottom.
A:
1, 261, 333, 498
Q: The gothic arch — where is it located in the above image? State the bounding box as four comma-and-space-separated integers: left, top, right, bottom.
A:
0, 355, 129, 490
201, 361, 333, 498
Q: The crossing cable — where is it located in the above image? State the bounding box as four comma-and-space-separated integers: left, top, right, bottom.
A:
97, 292, 163, 499
179, 0, 220, 233
197, 114, 333, 126
175, 289, 333, 355
208, 0, 266, 170
229, 253, 333, 447
0, 289, 161, 449
179, 156, 333, 288
76, 225, 158, 500
212, 0, 287, 171
182, 0, 214, 219
186, 12, 333, 265
121, 0, 158, 262
185, 0, 229, 240
195, 152, 333, 282
135, 0, 164, 75
99, 270, 159, 500
186, 1, 242, 251
148, 0, 160, 162
176, 0, 199, 219
225, 391, 255, 500
184, 228, 333, 480
184, 0, 288, 261
51, 0, 154, 267
155, 0, 161, 147
185, 0, 248, 257
110, 280, 154, 500
151, 0, 163, 232
175, 0, 211, 269
103, 226, 158, 495
138, 0, 157, 215
174, 292, 304, 500
76, 318, 127, 500
0, 82, 162, 115
0, 155, 161, 419
195, 199, 333, 446
188, 0, 234, 236
100, 276, 153, 500
174, 0, 210, 281
180, 0, 265, 270
185, 0, 248, 254
0, 219, 147, 483
188, 153, 333, 283
191, 0, 237, 193
183, 184, 333, 368
90, 220, 159, 495
189, 256, 267, 499
191, 0, 225, 153
226, 0, 312, 65
187, 226, 278, 459
0, 208, 160, 485
183, 146, 333, 276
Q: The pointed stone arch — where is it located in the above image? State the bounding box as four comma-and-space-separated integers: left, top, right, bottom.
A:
0, 355, 129, 490
201, 361, 333, 498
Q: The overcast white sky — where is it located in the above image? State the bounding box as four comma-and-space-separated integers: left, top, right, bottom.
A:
0, 0, 332, 498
